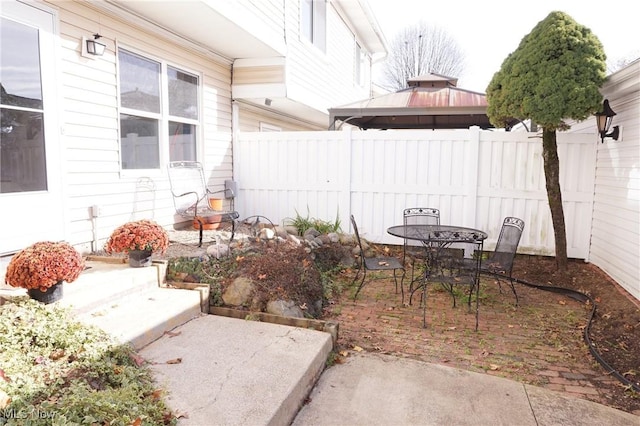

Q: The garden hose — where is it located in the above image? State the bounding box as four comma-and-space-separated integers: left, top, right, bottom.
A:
481, 271, 640, 393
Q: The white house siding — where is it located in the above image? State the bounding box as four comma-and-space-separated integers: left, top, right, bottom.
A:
283, 0, 371, 121
245, 0, 285, 35
48, 1, 233, 252
235, 128, 595, 259
591, 62, 639, 300
236, 102, 325, 132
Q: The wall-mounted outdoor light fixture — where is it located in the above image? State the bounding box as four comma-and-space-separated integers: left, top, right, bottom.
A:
595, 99, 620, 143
86, 34, 106, 56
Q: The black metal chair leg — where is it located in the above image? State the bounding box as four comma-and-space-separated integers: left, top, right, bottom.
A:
508, 277, 519, 306
196, 218, 204, 247
353, 270, 367, 301
230, 219, 236, 244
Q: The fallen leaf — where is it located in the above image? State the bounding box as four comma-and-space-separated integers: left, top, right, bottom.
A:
489, 364, 500, 371
339, 350, 349, 357
166, 358, 182, 364
164, 330, 182, 338
174, 410, 189, 419
352, 345, 363, 352
152, 389, 164, 400
258, 273, 267, 280
0, 369, 11, 382
49, 349, 65, 360
131, 417, 142, 426
558, 300, 566, 305
129, 352, 146, 367
507, 324, 514, 328
378, 261, 388, 266
0, 390, 11, 409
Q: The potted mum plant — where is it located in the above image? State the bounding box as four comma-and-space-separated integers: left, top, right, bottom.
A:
4, 241, 85, 304
104, 219, 169, 267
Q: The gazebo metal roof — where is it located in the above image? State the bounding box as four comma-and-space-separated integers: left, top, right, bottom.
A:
328, 73, 494, 130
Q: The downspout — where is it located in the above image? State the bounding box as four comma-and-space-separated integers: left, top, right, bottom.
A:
231, 61, 240, 184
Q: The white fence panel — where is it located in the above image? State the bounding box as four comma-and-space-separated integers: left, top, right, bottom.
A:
234, 131, 350, 228
235, 128, 595, 259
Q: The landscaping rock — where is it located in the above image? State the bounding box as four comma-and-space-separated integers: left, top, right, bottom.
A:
266, 300, 304, 318
222, 277, 254, 306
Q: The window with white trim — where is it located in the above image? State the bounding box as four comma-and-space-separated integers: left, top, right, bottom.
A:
301, 0, 326, 52
118, 49, 199, 170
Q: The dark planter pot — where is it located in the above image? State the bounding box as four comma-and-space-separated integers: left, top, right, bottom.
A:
28, 281, 63, 304
129, 250, 153, 268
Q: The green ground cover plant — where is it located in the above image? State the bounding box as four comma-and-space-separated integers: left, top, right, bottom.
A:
283, 208, 342, 236
0, 298, 175, 425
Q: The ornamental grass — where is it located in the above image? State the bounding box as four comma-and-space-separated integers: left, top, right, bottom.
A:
105, 219, 169, 254
4, 241, 85, 291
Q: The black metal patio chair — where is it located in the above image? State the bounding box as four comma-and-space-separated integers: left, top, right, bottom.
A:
401, 207, 440, 296
480, 217, 525, 305
167, 161, 239, 247
350, 215, 404, 302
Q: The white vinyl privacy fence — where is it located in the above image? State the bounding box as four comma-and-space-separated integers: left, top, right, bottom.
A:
234, 128, 596, 259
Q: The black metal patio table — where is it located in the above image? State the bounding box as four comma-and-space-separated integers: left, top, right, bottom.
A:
387, 224, 488, 330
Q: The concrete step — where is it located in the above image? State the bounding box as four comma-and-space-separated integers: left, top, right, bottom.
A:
61, 259, 204, 350
59, 259, 162, 315
139, 315, 333, 425
2, 258, 204, 351
1, 258, 160, 314
76, 286, 204, 350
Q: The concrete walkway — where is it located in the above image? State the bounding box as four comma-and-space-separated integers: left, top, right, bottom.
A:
293, 353, 637, 426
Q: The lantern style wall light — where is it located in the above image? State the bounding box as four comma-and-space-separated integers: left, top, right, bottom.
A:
595, 99, 620, 143
86, 34, 106, 56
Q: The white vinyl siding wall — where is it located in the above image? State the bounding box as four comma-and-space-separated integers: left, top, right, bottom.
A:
579, 62, 639, 301
236, 103, 324, 132
52, 1, 233, 251
284, 1, 370, 119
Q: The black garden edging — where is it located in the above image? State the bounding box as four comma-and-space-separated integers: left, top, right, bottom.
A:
483, 272, 640, 393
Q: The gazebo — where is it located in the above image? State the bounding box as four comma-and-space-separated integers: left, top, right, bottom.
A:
328, 73, 494, 130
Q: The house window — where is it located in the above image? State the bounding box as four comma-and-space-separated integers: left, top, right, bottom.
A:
118, 49, 199, 170
301, 0, 326, 52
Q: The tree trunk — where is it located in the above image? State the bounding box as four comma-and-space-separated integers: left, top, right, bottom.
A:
542, 129, 568, 270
